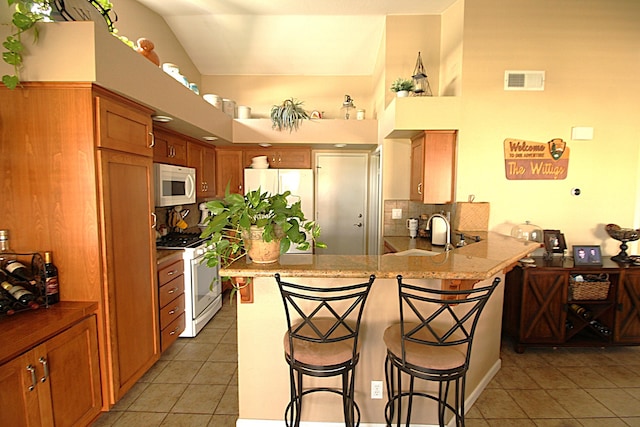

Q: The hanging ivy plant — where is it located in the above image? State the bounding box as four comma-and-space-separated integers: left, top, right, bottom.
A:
270, 98, 309, 132
1, 0, 128, 89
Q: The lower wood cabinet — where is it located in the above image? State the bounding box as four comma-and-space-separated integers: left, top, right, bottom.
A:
0, 314, 101, 427
504, 257, 640, 352
157, 253, 186, 352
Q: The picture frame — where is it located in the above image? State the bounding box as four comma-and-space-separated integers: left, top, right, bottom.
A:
543, 229, 567, 253
573, 245, 602, 266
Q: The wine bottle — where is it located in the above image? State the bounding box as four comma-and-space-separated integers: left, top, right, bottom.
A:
4, 259, 37, 286
0, 289, 16, 315
0, 229, 16, 265
1, 281, 38, 309
43, 251, 60, 305
589, 320, 612, 337
569, 303, 592, 320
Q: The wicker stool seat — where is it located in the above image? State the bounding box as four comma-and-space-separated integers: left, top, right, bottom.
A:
276, 273, 375, 427
384, 275, 501, 427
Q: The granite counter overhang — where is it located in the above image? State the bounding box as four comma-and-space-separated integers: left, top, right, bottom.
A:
220, 232, 540, 280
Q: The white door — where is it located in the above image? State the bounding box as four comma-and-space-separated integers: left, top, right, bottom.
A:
315, 152, 368, 255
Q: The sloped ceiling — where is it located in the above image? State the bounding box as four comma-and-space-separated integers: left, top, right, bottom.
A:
135, 0, 457, 76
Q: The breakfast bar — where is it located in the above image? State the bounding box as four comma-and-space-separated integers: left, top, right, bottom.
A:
221, 233, 539, 426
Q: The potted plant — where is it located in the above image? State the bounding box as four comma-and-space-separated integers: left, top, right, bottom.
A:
200, 186, 325, 271
270, 98, 309, 132
390, 77, 415, 97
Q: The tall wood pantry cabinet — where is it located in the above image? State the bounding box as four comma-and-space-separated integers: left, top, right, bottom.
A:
410, 130, 457, 204
0, 83, 160, 409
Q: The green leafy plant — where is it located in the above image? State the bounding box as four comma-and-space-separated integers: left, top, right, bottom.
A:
390, 77, 415, 93
270, 98, 309, 132
200, 185, 325, 301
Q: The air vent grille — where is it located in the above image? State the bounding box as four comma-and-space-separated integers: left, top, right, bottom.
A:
504, 70, 545, 91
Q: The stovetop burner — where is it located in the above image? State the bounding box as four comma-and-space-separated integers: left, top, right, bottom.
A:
156, 232, 206, 249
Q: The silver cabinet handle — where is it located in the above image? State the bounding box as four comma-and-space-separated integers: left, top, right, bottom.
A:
39, 357, 49, 383
169, 325, 180, 335
168, 306, 179, 315
167, 269, 178, 277
417, 182, 423, 195
151, 212, 157, 229
148, 132, 155, 148
27, 364, 37, 391
168, 287, 179, 294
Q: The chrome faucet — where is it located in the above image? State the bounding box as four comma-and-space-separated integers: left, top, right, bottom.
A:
427, 213, 453, 251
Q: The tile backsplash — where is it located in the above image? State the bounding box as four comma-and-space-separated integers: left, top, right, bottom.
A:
383, 200, 454, 236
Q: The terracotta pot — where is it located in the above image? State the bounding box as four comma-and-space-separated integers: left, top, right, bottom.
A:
242, 226, 281, 264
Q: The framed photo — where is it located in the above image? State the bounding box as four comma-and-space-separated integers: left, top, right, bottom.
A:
543, 229, 567, 253
573, 245, 602, 266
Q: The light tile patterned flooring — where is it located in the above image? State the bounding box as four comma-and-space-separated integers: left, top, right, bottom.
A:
92, 291, 238, 427
93, 292, 640, 427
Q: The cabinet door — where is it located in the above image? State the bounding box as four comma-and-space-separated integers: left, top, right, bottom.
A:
95, 94, 153, 157
520, 270, 567, 343
153, 128, 187, 166
0, 350, 42, 427
40, 316, 101, 427
187, 141, 216, 198
216, 148, 244, 196
277, 148, 311, 169
243, 149, 277, 168
616, 270, 640, 343
409, 136, 424, 201
97, 149, 160, 401
423, 130, 457, 204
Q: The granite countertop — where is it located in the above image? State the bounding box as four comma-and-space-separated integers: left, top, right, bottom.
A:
384, 232, 488, 253
220, 232, 540, 280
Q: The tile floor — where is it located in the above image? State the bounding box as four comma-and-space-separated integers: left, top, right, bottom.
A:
93, 292, 640, 427
92, 291, 239, 427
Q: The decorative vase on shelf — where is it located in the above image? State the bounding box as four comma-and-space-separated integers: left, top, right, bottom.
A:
396, 90, 409, 98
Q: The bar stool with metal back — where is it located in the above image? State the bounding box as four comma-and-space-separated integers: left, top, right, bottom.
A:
383, 275, 501, 426
275, 273, 375, 427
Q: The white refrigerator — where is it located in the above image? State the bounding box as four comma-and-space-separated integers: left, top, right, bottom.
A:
244, 169, 314, 254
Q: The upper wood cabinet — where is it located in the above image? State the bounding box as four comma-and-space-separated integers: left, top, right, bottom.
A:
187, 140, 216, 199
95, 90, 153, 157
410, 130, 457, 204
215, 148, 244, 196
243, 147, 312, 169
153, 127, 188, 166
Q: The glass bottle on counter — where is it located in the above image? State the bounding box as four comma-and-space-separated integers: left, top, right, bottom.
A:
43, 251, 60, 304
1, 280, 38, 309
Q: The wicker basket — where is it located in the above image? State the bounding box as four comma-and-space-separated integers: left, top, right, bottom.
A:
569, 275, 610, 301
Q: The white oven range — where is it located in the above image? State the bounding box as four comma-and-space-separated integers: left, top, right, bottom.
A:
157, 233, 222, 337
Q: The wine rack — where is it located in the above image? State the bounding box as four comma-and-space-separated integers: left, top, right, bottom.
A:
1, 252, 48, 315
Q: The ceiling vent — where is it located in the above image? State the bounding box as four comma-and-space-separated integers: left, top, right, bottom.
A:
504, 70, 545, 91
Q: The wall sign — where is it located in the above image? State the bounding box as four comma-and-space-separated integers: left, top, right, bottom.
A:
504, 138, 570, 180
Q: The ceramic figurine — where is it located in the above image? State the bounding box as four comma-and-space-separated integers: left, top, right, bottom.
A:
135, 38, 160, 66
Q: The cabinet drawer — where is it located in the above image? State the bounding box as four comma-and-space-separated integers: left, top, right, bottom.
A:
160, 292, 185, 330
161, 312, 186, 352
159, 275, 184, 307
158, 259, 184, 287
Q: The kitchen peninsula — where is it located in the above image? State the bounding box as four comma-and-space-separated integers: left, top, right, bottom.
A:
221, 232, 539, 426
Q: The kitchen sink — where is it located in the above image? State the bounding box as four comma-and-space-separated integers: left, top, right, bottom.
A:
386, 249, 441, 256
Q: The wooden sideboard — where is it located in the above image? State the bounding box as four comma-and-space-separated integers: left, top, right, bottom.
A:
503, 257, 640, 352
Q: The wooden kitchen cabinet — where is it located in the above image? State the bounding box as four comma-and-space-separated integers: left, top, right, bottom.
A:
0, 83, 159, 408
243, 146, 311, 169
410, 130, 457, 204
0, 312, 101, 427
216, 147, 244, 196
187, 140, 216, 199
503, 257, 640, 352
153, 127, 188, 166
157, 254, 186, 351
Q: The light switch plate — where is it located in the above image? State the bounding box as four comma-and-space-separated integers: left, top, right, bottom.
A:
571, 126, 594, 140
392, 208, 402, 219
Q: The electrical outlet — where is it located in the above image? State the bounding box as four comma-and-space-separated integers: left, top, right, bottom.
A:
371, 380, 383, 399
391, 208, 402, 219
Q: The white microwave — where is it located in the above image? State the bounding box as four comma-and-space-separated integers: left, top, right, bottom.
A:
154, 163, 196, 207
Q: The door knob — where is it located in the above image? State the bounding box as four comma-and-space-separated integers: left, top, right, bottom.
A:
353, 223, 363, 227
